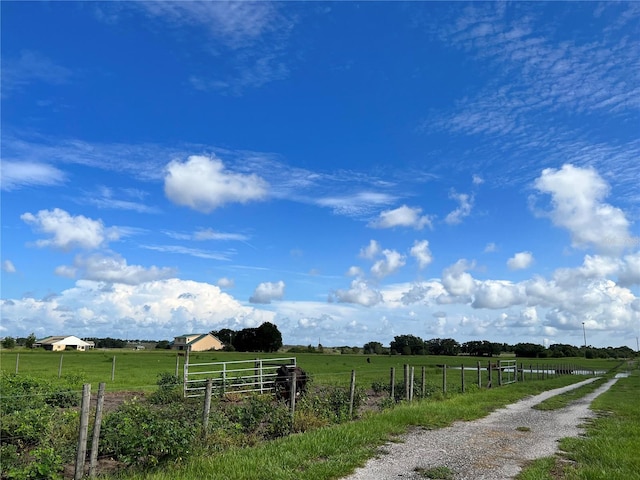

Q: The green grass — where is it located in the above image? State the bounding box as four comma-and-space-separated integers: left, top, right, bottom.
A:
0, 348, 619, 393
532, 376, 609, 411
518, 366, 640, 480
115, 375, 589, 480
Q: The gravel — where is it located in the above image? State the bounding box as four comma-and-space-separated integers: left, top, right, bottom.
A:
342, 377, 619, 480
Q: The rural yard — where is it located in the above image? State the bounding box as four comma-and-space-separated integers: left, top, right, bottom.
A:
343, 377, 619, 480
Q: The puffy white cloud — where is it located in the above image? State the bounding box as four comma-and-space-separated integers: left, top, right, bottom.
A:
619, 252, 640, 286
331, 279, 383, 307
507, 251, 534, 270
56, 254, 175, 285
534, 164, 633, 254
1, 161, 66, 190
472, 174, 484, 185
164, 155, 268, 213
2, 260, 16, 273
369, 205, 433, 230
472, 280, 526, 309
359, 239, 381, 259
441, 259, 476, 298
346, 266, 364, 277
410, 240, 433, 269
217, 277, 235, 288
0, 279, 272, 339
445, 191, 473, 225
249, 280, 285, 304
21, 208, 119, 251
371, 249, 406, 279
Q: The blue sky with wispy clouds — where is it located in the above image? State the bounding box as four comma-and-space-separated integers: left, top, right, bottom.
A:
2, 2, 639, 349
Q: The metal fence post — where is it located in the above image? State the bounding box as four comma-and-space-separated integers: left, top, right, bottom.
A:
74, 384, 91, 480
89, 383, 106, 478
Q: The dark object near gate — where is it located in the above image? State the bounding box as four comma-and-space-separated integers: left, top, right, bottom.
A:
274, 365, 307, 401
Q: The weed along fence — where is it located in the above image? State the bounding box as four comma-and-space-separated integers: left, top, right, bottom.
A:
183, 355, 297, 398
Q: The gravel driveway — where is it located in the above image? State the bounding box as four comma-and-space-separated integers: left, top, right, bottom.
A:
343, 377, 618, 480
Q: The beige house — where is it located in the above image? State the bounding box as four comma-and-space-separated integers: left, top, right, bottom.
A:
34, 335, 93, 352
172, 333, 223, 352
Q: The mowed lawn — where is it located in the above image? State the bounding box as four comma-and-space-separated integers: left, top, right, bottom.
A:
0, 348, 620, 393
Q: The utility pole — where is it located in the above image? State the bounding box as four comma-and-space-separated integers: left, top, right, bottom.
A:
582, 322, 587, 358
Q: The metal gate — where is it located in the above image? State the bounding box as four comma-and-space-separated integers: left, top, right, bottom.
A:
499, 359, 518, 385
183, 356, 296, 398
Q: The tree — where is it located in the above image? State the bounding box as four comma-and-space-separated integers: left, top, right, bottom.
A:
363, 341, 385, 354
390, 335, 426, 355
257, 322, 282, 352
25, 333, 36, 349
1, 336, 16, 349
210, 328, 235, 346
513, 342, 547, 358
155, 340, 171, 349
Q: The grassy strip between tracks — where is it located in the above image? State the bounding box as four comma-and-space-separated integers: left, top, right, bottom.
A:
517, 366, 640, 480
117, 375, 585, 480
532, 376, 609, 411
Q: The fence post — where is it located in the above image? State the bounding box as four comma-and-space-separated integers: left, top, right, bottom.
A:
59, 355, 64, 378
520, 363, 524, 382
89, 382, 106, 478
202, 379, 213, 434
409, 367, 415, 401
222, 364, 226, 396
289, 371, 297, 424
349, 370, 356, 418
258, 359, 264, 393
488, 361, 492, 388
74, 384, 91, 480
461, 364, 465, 393
111, 356, 116, 381
404, 364, 410, 401
477, 361, 481, 388
442, 365, 447, 394
15, 353, 19, 374
498, 362, 503, 387
175, 354, 180, 378
421, 366, 426, 398
390, 367, 395, 399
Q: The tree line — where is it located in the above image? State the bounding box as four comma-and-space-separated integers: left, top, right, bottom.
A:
210, 322, 283, 353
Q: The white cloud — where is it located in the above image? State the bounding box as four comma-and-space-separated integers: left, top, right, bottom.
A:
331, 279, 383, 307
472, 280, 526, 309
164, 155, 269, 213
1, 161, 66, 191
0, 278, 271, 339
346, 266, 364, 277
194, 228, 249, 241
534, 164, 633, 254
371, 249, 406, 279
410, 240, 433, 269
2, 260, 16, 273
472, 174, 484, 185
317, 192, 398, 218
249, 280, 285, 304
484, 242, 498, 253
507, 251, 534, 270
56, 254, 175, 285
21, 208, 119, 251
359, 240, 381, 260
217, 277, 235, 289
445, 191, 474, 225
369, 205, 433, 230
441, 259, 476, 299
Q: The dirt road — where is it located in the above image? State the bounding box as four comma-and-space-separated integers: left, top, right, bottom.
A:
343, 377, 617, 480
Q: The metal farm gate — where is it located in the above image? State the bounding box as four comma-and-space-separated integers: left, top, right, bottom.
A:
183, 355, 297, 398
499, 359, 518, 385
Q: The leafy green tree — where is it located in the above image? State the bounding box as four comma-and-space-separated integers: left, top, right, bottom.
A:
155, 340, 171, 349
390, 335, 426, 355
25, 333, 36, 349
1, 336, 16, 349
210, 328, 235, 346
363, 341, 385, 354
257, 322, 282, 352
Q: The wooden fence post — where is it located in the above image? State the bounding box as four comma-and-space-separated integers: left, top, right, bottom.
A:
289, 371, 297, 424
175, 354, 180, 378
409, 367, 415, 401
202, 379, 213, 434
74, 384, 91, 480
442, 365, 447, 394
404, 364, 410, 401
89, 383, 106, 478
59, 355, 63, 378
349, 370, 356, 418
477, 361, 481, 388
488, 361, 492, 388
111, 356, 116, 381
390, 367, 395, 400
498, 362, 503, 387
461, 364, 465, 393
421, 366, 426, 398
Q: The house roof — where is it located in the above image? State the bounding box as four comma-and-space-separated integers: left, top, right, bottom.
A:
36, 335, 91, 346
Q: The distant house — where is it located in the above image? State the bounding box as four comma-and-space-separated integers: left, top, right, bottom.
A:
172, 333, 223, 352
34, 336, 93, 352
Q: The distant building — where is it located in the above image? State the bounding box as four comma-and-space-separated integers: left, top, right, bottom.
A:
34, 336, 93, 352
172, 333, 223, 352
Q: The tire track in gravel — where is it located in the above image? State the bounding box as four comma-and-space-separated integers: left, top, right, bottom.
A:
343, 377, 619, 480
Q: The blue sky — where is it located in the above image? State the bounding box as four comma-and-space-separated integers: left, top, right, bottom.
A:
1, 2, 639, 349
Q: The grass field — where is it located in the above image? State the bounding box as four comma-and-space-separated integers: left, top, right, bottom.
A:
0, 348, 620, 393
